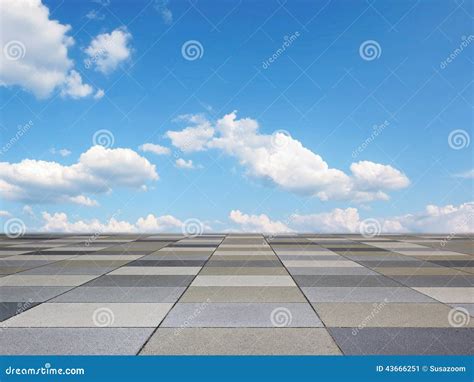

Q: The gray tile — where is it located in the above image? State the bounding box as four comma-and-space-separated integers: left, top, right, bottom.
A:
179, 286, 306, 303
1, 301, 39, 321
288, 267, 377, 275
140, 328, 341, 355
51, 287, 186, 302
0, 328, 154, 355
329, 328, 474, 355
293, 275, 400, 287
2, 302, 173, 327
392, 276, 474, 287
447, 304, 474, 317
0, 275, 97, 286
83, 275, 194, 287
0, 286, 73, 302
160, 303, 323, 327
21, 266, 118, 275
127, 260, 207, 267
302, 287, 436, 302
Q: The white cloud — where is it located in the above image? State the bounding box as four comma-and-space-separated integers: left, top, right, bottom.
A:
154, 0, 173, 25
175, 158, 194, 169
0, 210, 12, 218
350, 161, 410, 191
135, 214, 182, 231
50, 148, 72, 157
229, 210, 291, 233
261, 201, 474, 233
84, 27, 132, 74
0, 145, 158, 206
69, 195, 99, 207
454, 169, 474, 179
60, 69, 93, 98
22, 205, 35, 218
290, 208, 361, 233
39, 211, 197, 233
94, 88, 105, 99
139, 143, 171, 155
85, 9, 105, 21
41, 211, 135, 233
166, 111, 410, 202
0, 0, 95, 99
392, 202, 474, 233
166, 114, 214, 153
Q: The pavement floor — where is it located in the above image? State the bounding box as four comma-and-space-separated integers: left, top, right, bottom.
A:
0, 233, 472, 355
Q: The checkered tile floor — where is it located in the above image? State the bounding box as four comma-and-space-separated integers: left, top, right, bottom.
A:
0, 234, 472, 355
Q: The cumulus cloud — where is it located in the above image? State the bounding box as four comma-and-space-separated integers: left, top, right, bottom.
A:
0, 145, 158, 206
94, 88, 105, 99
393, 202, 474, 233
175, 158, 195, 169
454, 169, 474, 179
22, 205, 35, 218
290, 208, 361, 233
0, 211, 12, 218
154, 0, 173, 25
39, 211, 202, 233
60, 70, 93, 98
139, 143, 170, 155
84, 27, 132, 74
0, 0, 95, 99
166, 114, 214, 153
244, 201, 474, 233
229, 210, 291, 233
85, 9, 105, 21
50, 148, 71, 157
166, 111, 409, 202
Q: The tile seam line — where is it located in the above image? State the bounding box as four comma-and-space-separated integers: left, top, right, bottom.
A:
0, 238, 116, 277
353, 239, 473, 308
264, 235, 345, 356
135, 233, 228, 355
0, 235, 160, 350
12, 236, 161, 306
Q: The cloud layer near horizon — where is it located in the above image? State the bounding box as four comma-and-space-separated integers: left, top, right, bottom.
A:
4, 201, 470, 234
0, 146, 158, 206
165, 111, 410, 202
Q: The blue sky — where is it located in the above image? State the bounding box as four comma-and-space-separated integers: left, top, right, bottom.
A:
0, 0, 472, 234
